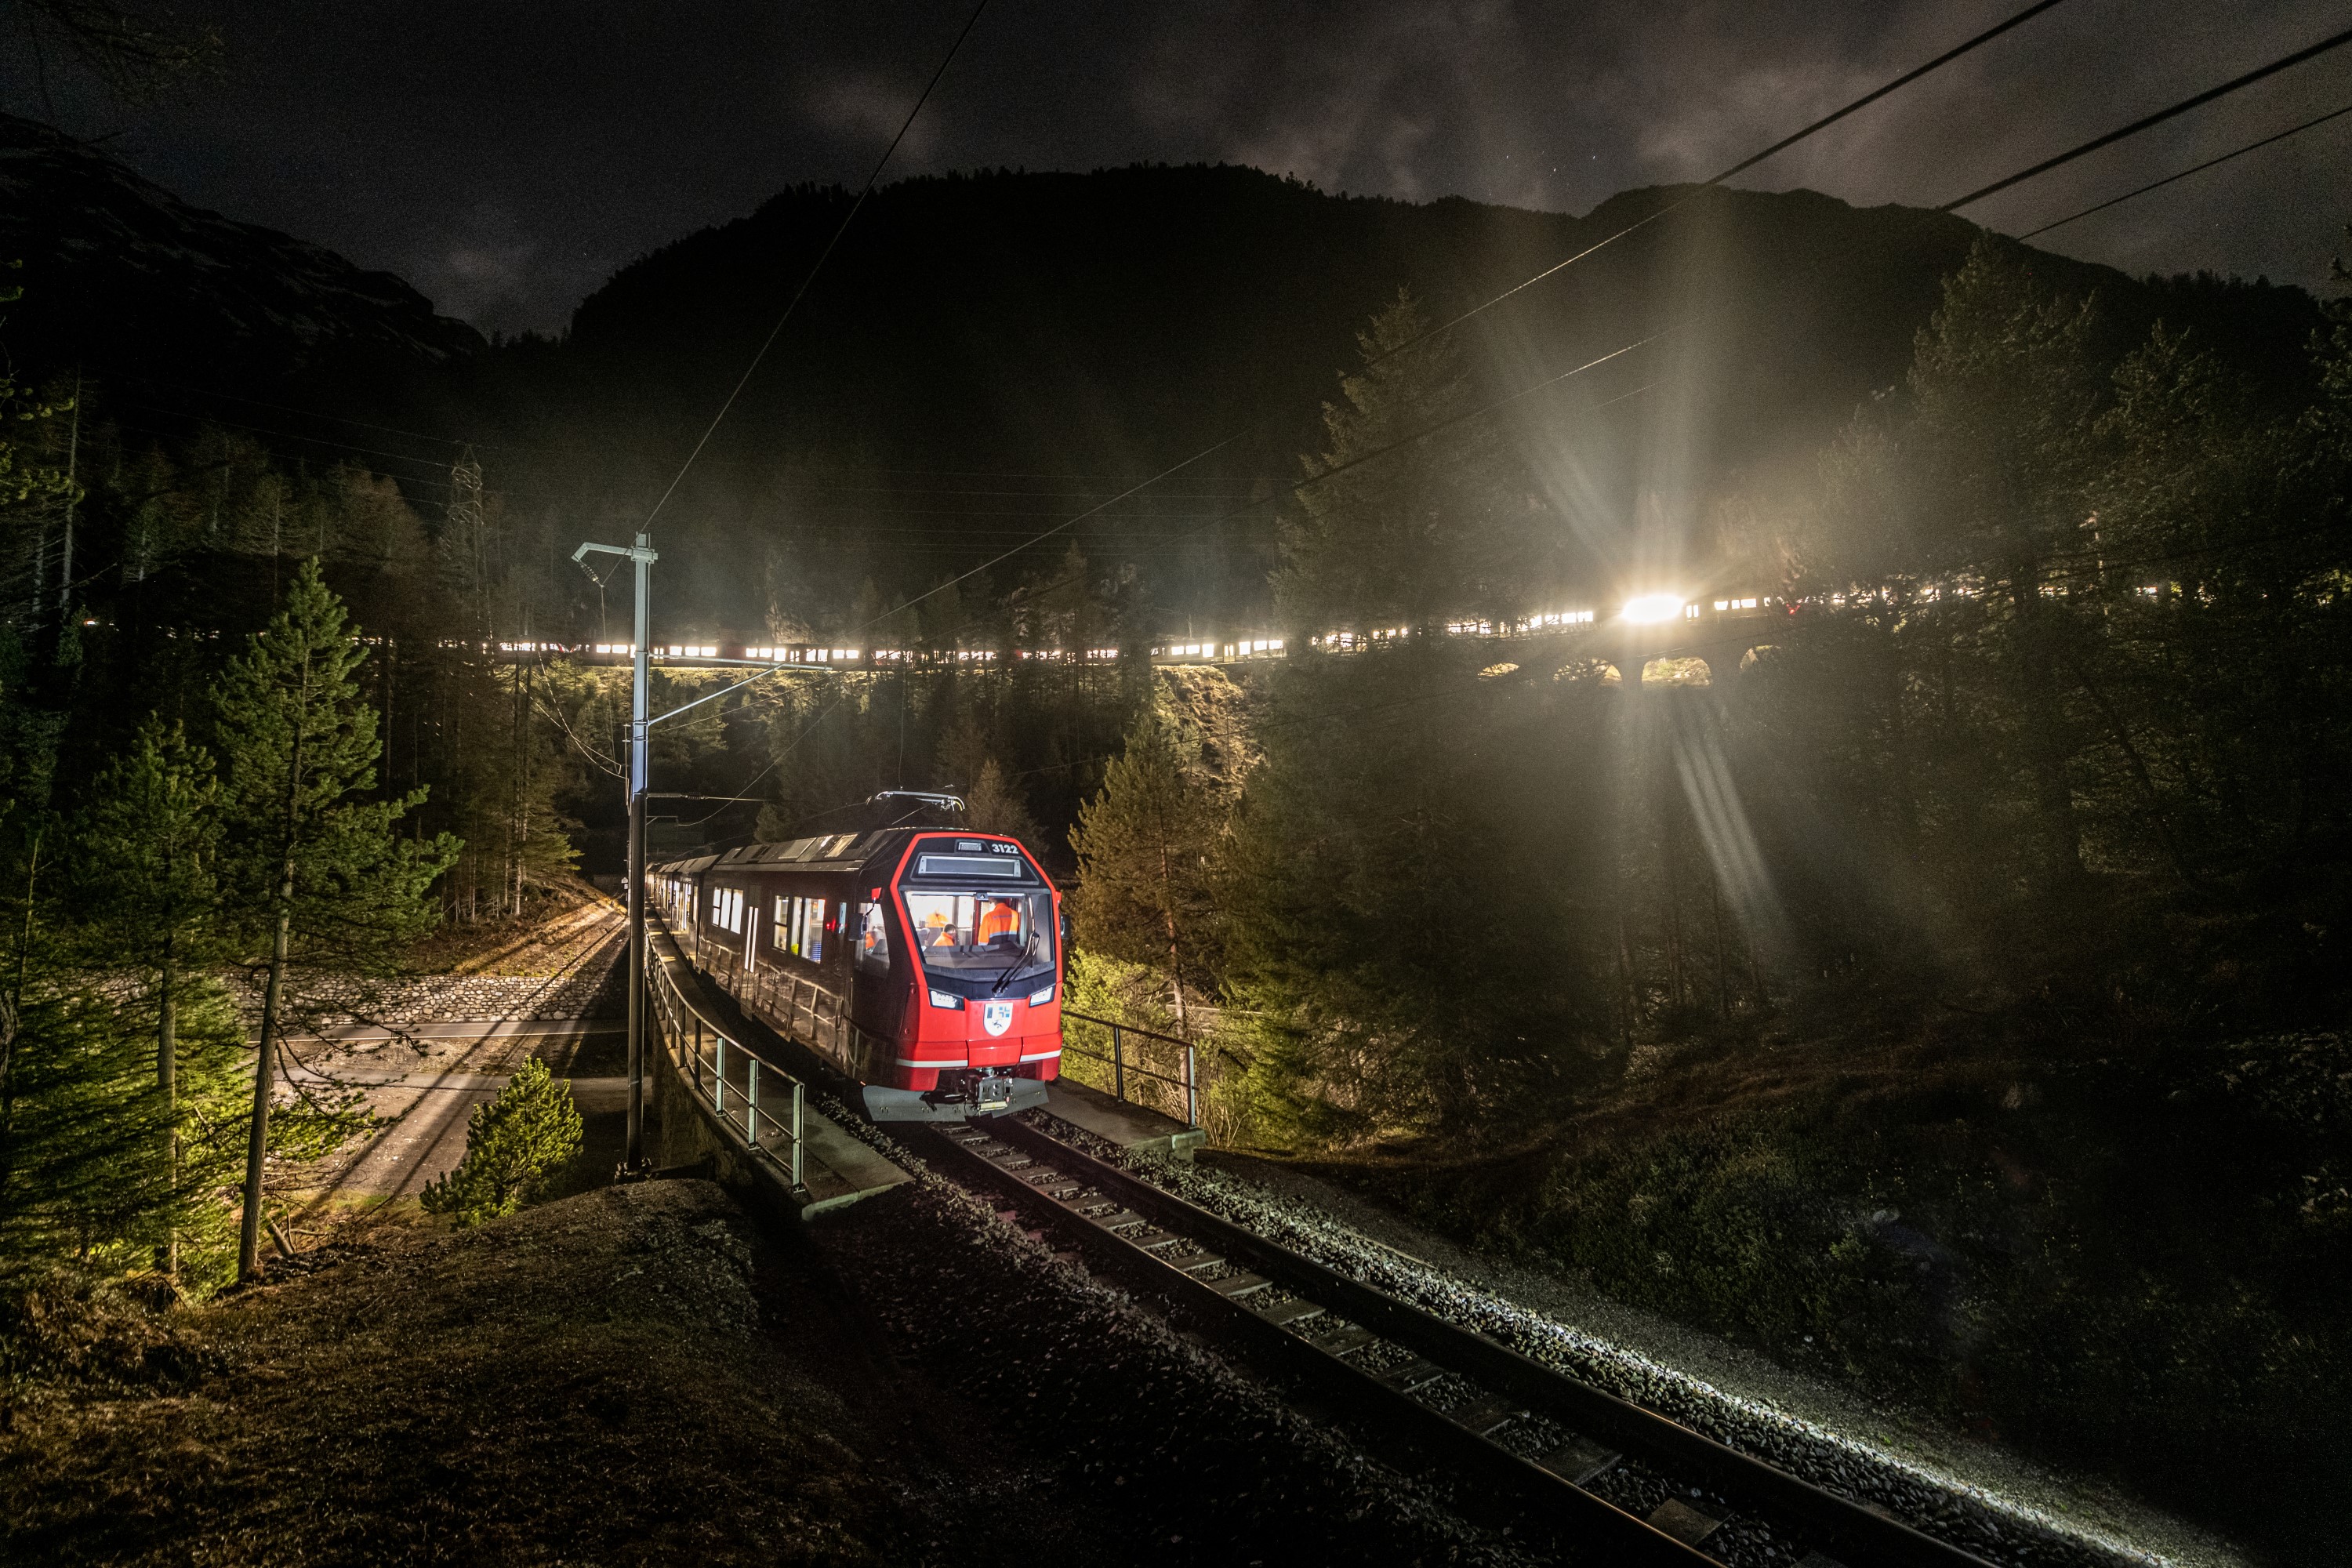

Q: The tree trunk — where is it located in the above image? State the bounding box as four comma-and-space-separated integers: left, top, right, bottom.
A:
239, 663, 309, 1283
0, 833, 44, 1240
239, 899, 292, 1283
158, 949, 178, 1277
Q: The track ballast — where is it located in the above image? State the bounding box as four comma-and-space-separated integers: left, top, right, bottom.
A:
920, 1112, 2016, 1568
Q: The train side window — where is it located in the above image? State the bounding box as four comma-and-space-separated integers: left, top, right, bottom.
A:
855, 900, 890, 974
804, 897, 824, 963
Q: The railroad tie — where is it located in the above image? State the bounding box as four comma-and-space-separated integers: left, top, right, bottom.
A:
1209, 1272, 1274, 1299
1375, 1359, 1446, 1394
1646, 1498, 1724, 1547
1307, 1324, 1377, 1356
1256, 1298, 1327, 1328
1172, 1254, 1227, 1274
1532, 1436, 1622, 1487
1441, 1397, 1521, 1438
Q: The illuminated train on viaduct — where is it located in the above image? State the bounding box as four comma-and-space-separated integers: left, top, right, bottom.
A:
653, 829, 1063, 1120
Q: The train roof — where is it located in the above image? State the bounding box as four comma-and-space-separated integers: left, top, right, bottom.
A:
653, 827, 1037, 880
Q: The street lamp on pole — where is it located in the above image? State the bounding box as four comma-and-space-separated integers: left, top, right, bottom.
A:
572, 533, 658, 1173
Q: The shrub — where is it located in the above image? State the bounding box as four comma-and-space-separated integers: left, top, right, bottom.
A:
419, 1060, 583, 1227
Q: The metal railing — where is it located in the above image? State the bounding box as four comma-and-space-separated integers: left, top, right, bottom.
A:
647, 944, 806, 1191
1062, 1007, 1198, 1128
659, 897, 1200, 1133
685, 928, 898, 1073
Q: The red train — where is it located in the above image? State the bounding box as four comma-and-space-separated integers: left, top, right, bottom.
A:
652, 828, 1062, 1120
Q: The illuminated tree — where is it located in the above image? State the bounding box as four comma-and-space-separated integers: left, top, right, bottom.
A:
211, 560, 457, 1280
419, 1058, 582, 1227
1069, 710, 1222, 1036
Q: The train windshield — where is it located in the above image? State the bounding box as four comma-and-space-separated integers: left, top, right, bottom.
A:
902, 891, 1055, 982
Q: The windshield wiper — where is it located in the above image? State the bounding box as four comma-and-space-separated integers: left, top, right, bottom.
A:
989, 930, 1043, 996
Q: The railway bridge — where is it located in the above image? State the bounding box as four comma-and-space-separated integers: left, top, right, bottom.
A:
485, 593, 1790, 687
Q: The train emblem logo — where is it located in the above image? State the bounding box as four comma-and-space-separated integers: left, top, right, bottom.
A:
982, 1000, 1014, 1036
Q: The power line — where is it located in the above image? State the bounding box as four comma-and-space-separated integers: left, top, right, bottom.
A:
639, 0, 991, 534
1941, 24, 2352, 212
2018, 99, 2352, 238
1357, 0, 2078, 383
815, 2, 2069, 644
1715, 0, 2076, 185
848, 336, 1667, 641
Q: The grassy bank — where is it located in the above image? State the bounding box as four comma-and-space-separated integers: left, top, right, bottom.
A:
1342, 1018, 2349, 1566
2, 1183, 920, 1564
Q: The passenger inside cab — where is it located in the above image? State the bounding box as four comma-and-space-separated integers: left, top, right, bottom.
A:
978, 897, 1021, 946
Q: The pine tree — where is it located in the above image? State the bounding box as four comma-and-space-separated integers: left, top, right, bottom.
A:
1068, 710, 1222, 1036
419, 1058, 582, 1227
1275, 289, 1523, 640
964, 757, 1044, 860
72, 720, 226, 1275
212, 560, 458, 1280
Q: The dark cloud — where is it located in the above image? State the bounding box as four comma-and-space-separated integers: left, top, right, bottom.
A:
5, 0, 2347, 336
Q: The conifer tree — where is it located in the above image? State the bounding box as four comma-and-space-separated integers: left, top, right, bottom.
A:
1275, 289, 1522, 640
964, 757, 1044, 860
73, 719, 225, 1274
419, 1058, 582, 1226
212, 561, 457, 1280
1069, 710, 1221, 1036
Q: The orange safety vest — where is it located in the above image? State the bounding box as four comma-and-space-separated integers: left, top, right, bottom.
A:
978, 902, 1020, 942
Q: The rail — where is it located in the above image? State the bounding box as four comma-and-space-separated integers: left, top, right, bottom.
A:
938, 1116, 2004, 1568
1062, 1007, 1197, 1127
647, 943, 806, 1190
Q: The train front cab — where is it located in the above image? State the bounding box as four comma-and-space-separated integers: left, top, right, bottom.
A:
858, 832, 1062, 1121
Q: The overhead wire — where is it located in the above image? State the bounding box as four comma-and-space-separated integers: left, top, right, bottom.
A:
638, 0, 991, 535
2017, 98, 2352, 238
1938, 23, 2352, 212
815, 0, 2077, 644
893, 16, 2352, 635
688, 9, 2352, 820
1363, 0, 2078, 378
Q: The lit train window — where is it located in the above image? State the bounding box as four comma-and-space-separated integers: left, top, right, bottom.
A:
855, 901, 890, 974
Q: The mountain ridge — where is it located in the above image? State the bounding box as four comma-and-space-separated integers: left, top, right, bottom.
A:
0, 112, 484, 402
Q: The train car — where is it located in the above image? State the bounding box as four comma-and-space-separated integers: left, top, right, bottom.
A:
652, 828, 1062, 1120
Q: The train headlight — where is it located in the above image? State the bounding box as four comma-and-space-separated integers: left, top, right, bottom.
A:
929, 989, 964, 1010
1029, 984, 1054, 1006
1620, 593, 1685, 624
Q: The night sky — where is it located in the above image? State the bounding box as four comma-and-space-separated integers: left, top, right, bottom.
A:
5, 0, 2350, 338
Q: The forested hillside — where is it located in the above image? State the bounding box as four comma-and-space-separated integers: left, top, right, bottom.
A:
1051, 240, 2352, 1559
452, 164, 2324, 641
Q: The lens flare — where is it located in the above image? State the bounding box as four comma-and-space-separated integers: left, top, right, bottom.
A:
1620, 593, 1685, 624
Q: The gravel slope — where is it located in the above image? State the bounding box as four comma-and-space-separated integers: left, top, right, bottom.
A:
1047, 1122, 2248, 1568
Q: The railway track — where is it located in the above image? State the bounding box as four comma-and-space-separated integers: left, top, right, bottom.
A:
921, 1112, 2005, 1568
